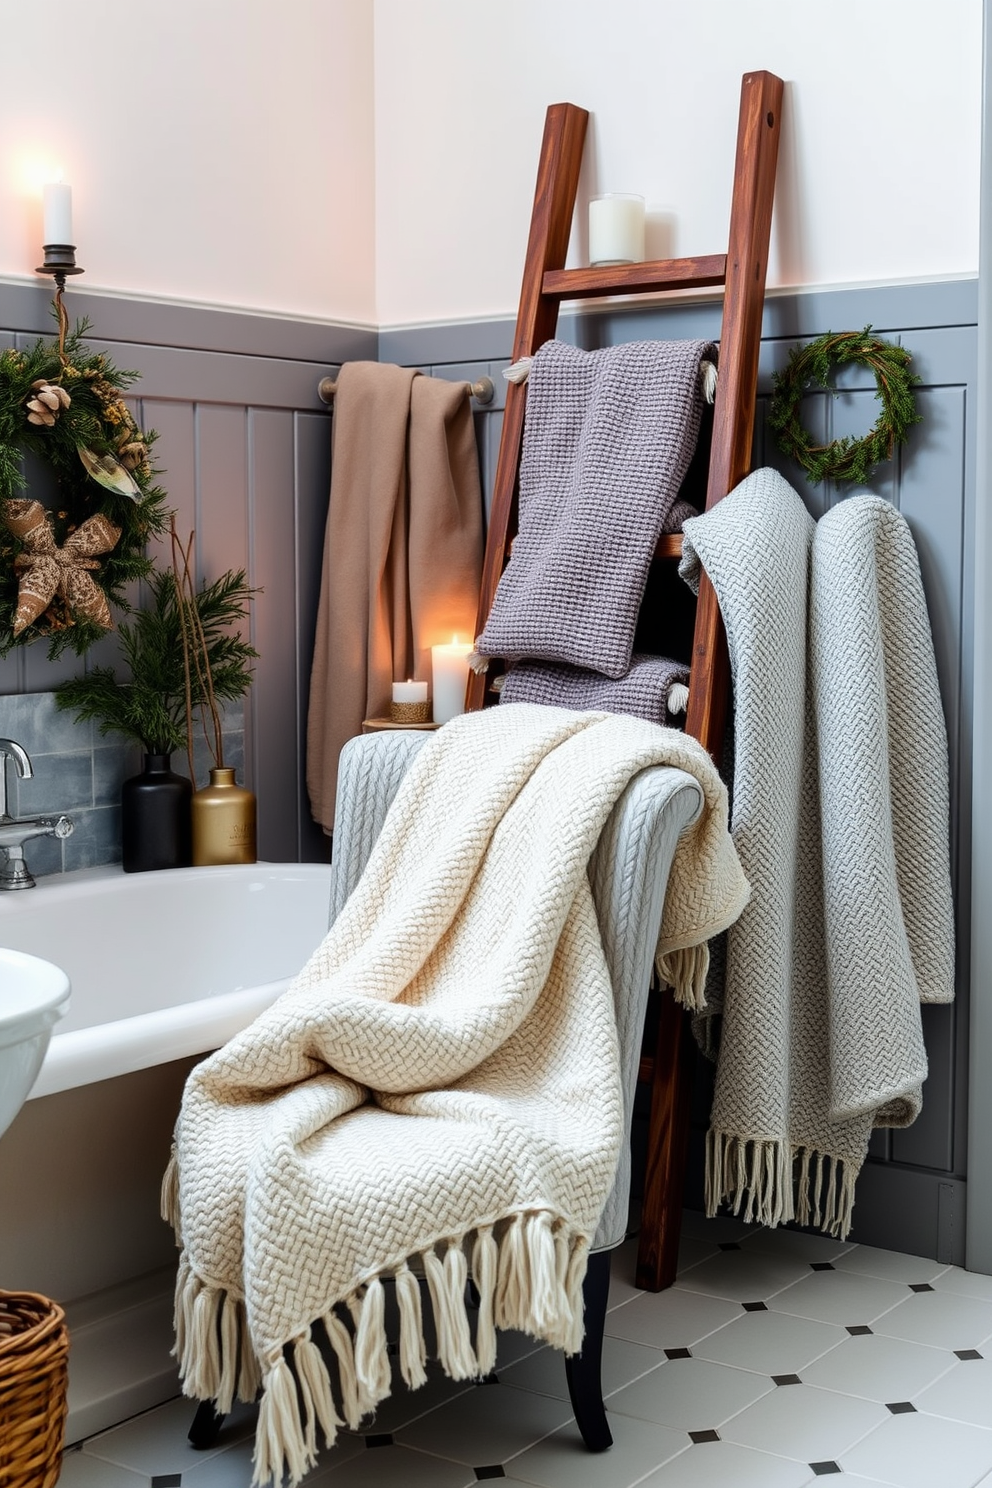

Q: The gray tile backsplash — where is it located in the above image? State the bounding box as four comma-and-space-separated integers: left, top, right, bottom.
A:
0, 692, 245, 877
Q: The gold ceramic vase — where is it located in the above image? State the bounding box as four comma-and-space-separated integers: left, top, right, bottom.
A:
191, 767, 257, 866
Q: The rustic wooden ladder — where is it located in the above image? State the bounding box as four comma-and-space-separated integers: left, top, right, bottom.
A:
465, 71, 783, 1292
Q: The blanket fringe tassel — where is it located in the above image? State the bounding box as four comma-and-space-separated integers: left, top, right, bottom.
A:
705, 1130, 857, 1239
171, 1212, 590, 1488
656, 942, 710, 1013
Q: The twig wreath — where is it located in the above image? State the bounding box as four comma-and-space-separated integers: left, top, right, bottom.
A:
768, 327, 922, 485
0, 313, 169, 658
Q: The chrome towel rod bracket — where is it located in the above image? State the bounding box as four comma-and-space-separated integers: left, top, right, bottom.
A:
318, 373, 495, 406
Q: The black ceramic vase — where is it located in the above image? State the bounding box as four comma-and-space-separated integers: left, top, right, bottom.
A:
121, 753, 193, 873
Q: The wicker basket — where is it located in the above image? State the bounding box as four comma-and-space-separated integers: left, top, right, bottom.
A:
0, 1291, 69, 1488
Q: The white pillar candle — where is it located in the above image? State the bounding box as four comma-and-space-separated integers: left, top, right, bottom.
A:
431, 640, 473, 725
43, 182, 73, 245
588, 193, 645, 267
392, 679, 428, 704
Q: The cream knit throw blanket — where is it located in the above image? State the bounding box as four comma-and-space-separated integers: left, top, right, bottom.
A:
163, 704, 747, 1487
680, 469, 955, 1239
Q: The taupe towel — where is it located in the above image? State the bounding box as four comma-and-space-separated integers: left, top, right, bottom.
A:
475, 338, 714, 678
306, 363, 483, 830
501, 653, 690, 725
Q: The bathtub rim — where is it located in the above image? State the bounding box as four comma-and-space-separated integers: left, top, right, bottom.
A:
2, 859, 333, 1099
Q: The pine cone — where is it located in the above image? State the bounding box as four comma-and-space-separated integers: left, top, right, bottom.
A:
25, 379, 70, 427
117, 438, 148, 471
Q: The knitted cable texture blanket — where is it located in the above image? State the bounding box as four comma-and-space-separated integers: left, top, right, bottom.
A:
163, 704, 748, 1487
679, 469, 955, 1239
500, 652, 690, 725
474, 338, 715, 677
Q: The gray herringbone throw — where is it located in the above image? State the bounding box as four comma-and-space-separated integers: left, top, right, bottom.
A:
501, 652, 690, 725
680, 469, 955, 1239
475, 338, 715, 677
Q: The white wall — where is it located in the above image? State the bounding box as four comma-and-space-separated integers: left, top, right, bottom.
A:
0, 0, 377, 325
0, 2, 981, 328
373, 0, 983, 327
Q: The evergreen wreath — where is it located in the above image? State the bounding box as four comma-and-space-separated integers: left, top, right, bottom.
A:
0, 315, 169, 657
768, 327, 922, 485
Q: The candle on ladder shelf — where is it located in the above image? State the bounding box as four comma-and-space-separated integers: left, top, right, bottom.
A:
431, 639, 473, 725
588, 193, 645, 267
390, 679, 430, 724
43, 181, 73, 245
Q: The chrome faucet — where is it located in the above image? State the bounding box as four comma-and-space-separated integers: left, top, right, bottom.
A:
0, 738, 74, 890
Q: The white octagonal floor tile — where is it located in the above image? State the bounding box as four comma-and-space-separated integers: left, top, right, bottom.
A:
840, 1409, 992, 1488
799, 1331, 956, 1402
500, 1333, 666, 1402
606, 1354, 773, 1431
692, 1306, 847, 1375
394, 1378, 573, 1467
767, 1269, 910, 1327
871, 1289, 992, 1351
830, 1246, 950, 1287
606, 1287, 741, 1350
506, 1409, 687, 1488
914, 1354, 992, 1427
639, 1438, 814, 1487
741, 1226, 855, 1266
57, 1449, 148, 1488
674, 1246, 812, 1303
719, 1382, 887, 1464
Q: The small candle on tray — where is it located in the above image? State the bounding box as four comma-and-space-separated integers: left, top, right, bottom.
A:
390, 679, 430, 724
431, 639, 473, 725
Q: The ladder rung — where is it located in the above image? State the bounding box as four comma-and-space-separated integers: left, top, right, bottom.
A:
654, 533, 684, 561
542, 254, 727, 301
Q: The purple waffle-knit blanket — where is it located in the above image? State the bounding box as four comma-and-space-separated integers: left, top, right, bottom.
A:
500, 653, 690, 726
474, 338, 715, 678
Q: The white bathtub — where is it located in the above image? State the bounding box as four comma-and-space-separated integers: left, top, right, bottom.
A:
0, 861, 334, 1099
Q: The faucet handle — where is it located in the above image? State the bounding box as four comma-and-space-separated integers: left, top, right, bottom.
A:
41, 815, 74, 840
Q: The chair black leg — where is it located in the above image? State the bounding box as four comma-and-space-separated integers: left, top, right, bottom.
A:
188, 1399, 227, 1449
564, 1248, 613, 1452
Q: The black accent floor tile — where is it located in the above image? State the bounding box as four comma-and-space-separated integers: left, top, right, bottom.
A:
809, 1463, 842, 1476
689, 1429, 721, 1444
742, 1301, 768, 1312
365, 1432, 394, 1447
475, 1371, 500, 1385
847, 1325, 873, 1335
956, 1349, 984, 1360
772, 1373, 802, 1386
909, 1283, 934, 1293
718, 1242, 742, 1251
475, 1468, 506, 1481
664, 1347, 692, 1359
810, 1262, 835, 1271
886, 1401, 917, 1414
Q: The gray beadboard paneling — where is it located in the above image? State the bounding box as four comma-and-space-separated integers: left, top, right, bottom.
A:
249, 407, 299, 862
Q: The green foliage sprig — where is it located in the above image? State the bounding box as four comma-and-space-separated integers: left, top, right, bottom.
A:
53, 566, 258, 756
768, 327, 922, 485
0, 316, 170, 656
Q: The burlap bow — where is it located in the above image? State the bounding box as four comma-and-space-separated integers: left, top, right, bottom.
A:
4, 498, 121, 636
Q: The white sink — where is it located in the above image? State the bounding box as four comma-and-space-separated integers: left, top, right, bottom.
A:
0, 947, 70, 1139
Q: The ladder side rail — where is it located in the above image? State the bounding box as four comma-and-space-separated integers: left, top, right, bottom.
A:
685, 69, 783, 760
467, 103, 588, 711
637, 70, 783, 1295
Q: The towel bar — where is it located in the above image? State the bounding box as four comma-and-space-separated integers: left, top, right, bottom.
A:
318, 373, 495, 406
